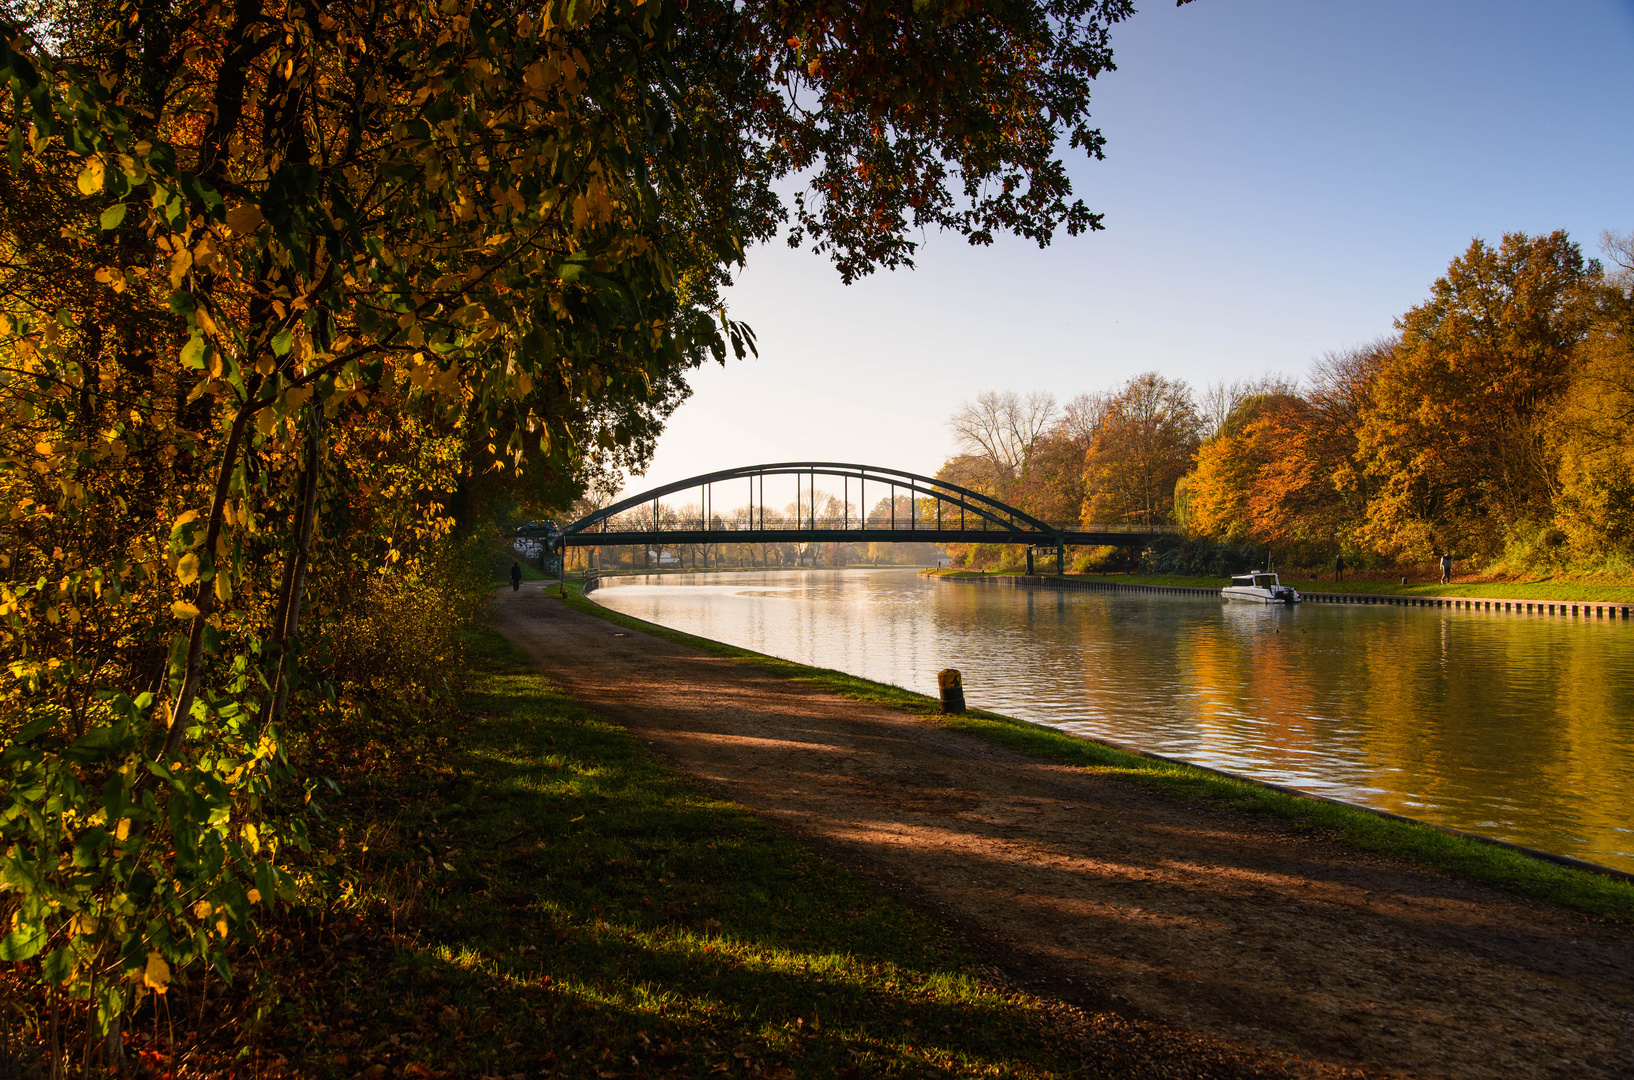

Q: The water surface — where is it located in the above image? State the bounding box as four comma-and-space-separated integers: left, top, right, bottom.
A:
593, 569, 1634, 872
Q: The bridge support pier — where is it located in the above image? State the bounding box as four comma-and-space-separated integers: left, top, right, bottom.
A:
1057, 541, 1065, 575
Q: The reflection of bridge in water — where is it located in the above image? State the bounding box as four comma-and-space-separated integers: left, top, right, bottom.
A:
517, 463, 1178, 570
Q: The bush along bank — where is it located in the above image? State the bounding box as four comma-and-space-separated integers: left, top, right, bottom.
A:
565, 584, 1634, 923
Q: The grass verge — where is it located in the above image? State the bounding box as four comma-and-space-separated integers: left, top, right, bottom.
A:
930, 570, 1634, 603
568, 583, 1634, 923
242, 624, 1089, 1078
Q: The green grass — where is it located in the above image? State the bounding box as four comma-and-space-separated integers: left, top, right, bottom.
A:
932, 569, 1634, 602
269, 624, 1089, 1078
567, 583, 1634, 922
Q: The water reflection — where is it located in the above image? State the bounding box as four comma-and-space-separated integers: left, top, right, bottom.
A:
593, 569, 1634, 871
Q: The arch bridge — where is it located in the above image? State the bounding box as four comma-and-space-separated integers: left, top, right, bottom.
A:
515, 462, 1177, 568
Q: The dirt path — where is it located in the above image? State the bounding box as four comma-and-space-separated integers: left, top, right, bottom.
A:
494, 588, 1634, 1079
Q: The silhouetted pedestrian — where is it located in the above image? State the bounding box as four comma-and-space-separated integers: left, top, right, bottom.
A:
1439, 552, 1452, 584
1335, 554, 1345, 583
510, 562, 522, 592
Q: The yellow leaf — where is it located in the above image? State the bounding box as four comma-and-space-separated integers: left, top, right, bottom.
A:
142, 951, 170, 992
115, 818, 131, 841
225, 203, 265, 235
247, 888, 262, 905
192, 900, 214, 919
242, 821, 260, 853
256, 407, 278, 436
76, 157, 105, 195
192, 234, 219, 269
168, 247, 193, 289
171, 600, 200, 619
214, 573, 232, 602
176, 552, 200, 586
215, 916, 228, 936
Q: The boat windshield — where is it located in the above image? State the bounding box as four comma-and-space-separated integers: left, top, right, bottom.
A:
1253, 574, 1278, 589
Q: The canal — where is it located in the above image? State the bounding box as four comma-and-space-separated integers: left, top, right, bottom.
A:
592, 568, 1634, 874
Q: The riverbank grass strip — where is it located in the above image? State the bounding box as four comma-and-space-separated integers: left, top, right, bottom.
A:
281, 625, 1085, 1078
932, 569, 1634, 603
564, 584, 1634, 923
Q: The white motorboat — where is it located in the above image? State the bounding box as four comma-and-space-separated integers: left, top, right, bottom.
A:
1221, 570, 1300, 605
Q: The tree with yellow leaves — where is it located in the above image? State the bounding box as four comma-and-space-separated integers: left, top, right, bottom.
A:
1, 0, 1157, 1061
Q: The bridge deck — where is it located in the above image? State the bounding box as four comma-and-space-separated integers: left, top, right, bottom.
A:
560, 528, 1166, 547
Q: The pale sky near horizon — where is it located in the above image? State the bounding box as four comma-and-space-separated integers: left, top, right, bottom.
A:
616, 0, 1634, 504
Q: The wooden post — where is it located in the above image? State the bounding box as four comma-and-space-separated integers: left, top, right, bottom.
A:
938, 669, 966, 714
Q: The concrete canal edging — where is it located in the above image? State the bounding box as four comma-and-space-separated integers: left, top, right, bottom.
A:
936, 572, 1634, 620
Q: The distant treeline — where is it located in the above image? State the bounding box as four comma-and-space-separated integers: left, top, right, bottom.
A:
940, 230, 1634, 575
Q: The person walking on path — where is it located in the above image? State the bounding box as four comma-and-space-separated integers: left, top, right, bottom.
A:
510, 561, 523, 592
1335, 554, 1345, 584
1439, 552, 1453, 584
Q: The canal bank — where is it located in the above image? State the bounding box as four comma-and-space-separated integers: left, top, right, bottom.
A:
590, 568, 1634, 873
499, 584, 1634, 1079
935, 572, 1634, 619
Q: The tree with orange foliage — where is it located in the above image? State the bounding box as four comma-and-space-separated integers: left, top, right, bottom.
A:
1082, 372, 1200, 528
1356, 232, 1595, 560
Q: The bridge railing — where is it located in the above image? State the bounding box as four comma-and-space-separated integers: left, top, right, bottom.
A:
572, 514, 1168, 535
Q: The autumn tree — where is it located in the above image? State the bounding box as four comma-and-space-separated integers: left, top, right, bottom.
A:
0, 0, 1165, 1057
1356, 232, 1596, 560
1197, 372, 1299, 440
1009, 393, 1106, 523
1555, 230, 1634, 557
1183, 342, 1389, 557
1082, 372, 1200, 527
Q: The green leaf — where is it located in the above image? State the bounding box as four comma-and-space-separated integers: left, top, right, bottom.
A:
99, 202, 127, 230
271, 327, 294, 356
0, 925, 47, 961
180, 334, 207, 369
42, 945, 73, 983
11, 716, 52, 745
64, 724, 136, 764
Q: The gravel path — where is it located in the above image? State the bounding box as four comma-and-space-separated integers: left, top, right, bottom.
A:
495, 587, 1634, 1079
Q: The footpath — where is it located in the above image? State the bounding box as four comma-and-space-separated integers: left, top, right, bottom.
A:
496, 587, 1634, 1080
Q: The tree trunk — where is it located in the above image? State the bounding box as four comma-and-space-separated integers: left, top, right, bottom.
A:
267, 415, 323, 729
158, 388, 259, 762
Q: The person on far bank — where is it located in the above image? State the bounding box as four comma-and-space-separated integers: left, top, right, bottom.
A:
510, 562, 523, 592
1335, 553, 1344, 584
1439, 552, 1453, 584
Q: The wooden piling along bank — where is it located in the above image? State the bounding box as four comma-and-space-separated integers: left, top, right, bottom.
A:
939, 574, 1634, 620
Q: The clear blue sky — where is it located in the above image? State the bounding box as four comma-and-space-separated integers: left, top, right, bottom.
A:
620, 0, 1634, 500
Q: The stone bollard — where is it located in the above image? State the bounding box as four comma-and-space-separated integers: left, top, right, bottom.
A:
938, 669, 966, 714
